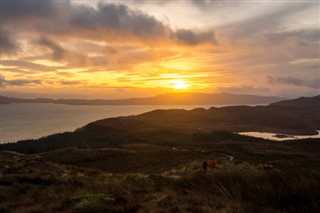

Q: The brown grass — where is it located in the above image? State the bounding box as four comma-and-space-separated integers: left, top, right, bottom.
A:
1, 136, 320, 212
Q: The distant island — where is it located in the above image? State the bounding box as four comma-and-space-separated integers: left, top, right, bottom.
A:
0, 92, 284, 105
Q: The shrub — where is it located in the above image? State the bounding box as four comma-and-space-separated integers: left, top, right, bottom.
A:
181, 170, 320, 212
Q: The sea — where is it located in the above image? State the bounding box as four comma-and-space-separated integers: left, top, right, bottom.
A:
0, 103, 212, 144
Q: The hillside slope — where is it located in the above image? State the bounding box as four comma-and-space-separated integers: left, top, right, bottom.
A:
89, 94, 320, 135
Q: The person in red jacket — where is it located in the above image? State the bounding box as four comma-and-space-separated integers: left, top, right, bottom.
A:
210, 159, 217, 171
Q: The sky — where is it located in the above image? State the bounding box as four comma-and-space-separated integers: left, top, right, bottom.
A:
0, 0, 319, 99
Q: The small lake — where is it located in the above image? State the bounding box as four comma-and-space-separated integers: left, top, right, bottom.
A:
238, 131, 320, 141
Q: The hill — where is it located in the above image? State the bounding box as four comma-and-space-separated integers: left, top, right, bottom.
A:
0, 96, 52, 104
0, 92, 283, 105
84, 94, 320, 136
270, 95, 320, 109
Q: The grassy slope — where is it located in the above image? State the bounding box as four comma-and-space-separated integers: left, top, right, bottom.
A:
1, 137, 320, 213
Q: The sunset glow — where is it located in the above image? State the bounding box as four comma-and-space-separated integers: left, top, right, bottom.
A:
170, 79, 190, 90
0, 0, 318, 98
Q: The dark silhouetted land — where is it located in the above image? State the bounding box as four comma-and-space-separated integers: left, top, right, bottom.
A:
0, 92, 283, 105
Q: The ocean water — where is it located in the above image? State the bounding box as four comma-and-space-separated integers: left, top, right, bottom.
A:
0, 103, 211, 143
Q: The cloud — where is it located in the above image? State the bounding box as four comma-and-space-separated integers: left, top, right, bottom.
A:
59, 80, 85, 85
0, 75, 42, 87
95, 3, 168, 38
305, 64, 320, 70
219, 2, 317, 39
1, 68, 35, 74
0, 60, 58, 72
1, 0, 217, 50
268, 29, 320, 44
212, 26, 319, 81
0, 30, 20, 55
68, 3, 218, 45
268, 76, 320, 89
216, 86, 270, 94
113, 0, 226, 9
37, 38, 65, 61
265, 29, 320, 60
174, 29, 217, 45
1, 0, 69, 22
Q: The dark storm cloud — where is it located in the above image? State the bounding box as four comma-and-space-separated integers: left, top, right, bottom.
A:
96, 3, 168, 37
268, 76, 320, 89
0, 0, 69, 22
69, 4, 99, 30
2, 0, 168, 38
175, 29, 217, 45
0, 0, 216, 50
0, 75, 42, 87
0, 30, 20, 54
37, 38, 65, 61
70, 2, 216, 43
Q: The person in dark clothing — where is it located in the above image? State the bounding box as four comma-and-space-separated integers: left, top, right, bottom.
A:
202, 160, 208, 171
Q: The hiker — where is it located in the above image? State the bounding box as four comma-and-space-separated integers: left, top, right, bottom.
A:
202, 160, 208, 171
210, 159, 217, 172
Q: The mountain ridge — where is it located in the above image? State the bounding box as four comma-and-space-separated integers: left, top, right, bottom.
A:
0, 92, 284, 105
86, 94, 320, 135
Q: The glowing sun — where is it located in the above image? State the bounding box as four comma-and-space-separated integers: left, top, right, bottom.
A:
170, 79, 190, 90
